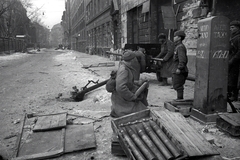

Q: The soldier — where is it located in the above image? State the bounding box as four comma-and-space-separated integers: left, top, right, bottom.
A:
172, 30, 188, 100
108, 51, 148, 155
156, 33, 174, 86
135, 46, 147, 74
110, 51, 148, 118
228, 20, 240, 101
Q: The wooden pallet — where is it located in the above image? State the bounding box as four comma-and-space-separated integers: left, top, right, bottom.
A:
216, 113, 240, 136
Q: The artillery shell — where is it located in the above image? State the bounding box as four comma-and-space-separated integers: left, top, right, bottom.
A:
125, 126, 157, 160
138, 129, 166, 160
120, 130, 146, 160
142, 122, 173, 160
149, 120, 181, 158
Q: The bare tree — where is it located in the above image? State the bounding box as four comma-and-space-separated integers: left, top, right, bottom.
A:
0, 0, 17, 17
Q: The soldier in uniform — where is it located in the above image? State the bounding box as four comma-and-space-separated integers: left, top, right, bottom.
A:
228, 20, 240, 101
109, 51, 148, 118
108, 51, 148, 155
172, 30, 188, 100
155, 33, 174, 86
135, 46, 147, 74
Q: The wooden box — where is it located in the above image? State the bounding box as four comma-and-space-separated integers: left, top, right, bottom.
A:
111, 109, 220, 160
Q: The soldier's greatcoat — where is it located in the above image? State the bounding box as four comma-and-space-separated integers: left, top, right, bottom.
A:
229, 30, 240, 88
172, 41, 188, 91
110, 61, 147, 118
156, 39, 174, 78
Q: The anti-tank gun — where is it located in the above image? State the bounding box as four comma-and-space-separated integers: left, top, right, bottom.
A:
124, 43, 164, 82
124, 44, 195, 82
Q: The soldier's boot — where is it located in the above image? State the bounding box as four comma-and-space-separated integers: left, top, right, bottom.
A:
176, 90, 184, 100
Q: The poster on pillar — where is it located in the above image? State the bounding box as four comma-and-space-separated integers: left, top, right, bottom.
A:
194, 16, 229, 114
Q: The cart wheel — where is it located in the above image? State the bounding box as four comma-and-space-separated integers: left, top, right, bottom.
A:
156, 71, 163, 82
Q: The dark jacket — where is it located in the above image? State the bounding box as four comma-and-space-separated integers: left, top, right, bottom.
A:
229, 30, 240, 87
229, 30, 240, 66
134, 51, 146, 73
172, 41, 188, 73
156, 40, 174, 77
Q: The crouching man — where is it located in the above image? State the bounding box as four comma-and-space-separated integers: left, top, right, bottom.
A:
107, 51, 148, 118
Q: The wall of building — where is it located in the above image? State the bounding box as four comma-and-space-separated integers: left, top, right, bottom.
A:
85, 0, 113, 55
173, 0, 240, 76
121, 0, 148, 48
61, 0, 240, 77
121, 0, 173, 47
70, 0, 86, 52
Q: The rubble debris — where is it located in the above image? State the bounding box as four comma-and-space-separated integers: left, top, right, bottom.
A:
55, 93, 63, 99
12, 119, 20, 124
54, 64, 62, 67
82, 62, 115, 69
13, 113, 97, 160
38, 71, 48, 74
4, 133, 18, 140
33, 113, 67, 132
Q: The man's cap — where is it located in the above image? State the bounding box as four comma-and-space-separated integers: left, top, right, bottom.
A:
174, 30, 186, 37
230, 20, 240, 27
122, 51, 136, 61
158, 33, 166, 39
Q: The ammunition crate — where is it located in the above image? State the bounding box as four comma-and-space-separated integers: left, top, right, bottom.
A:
111, 109, 185, 160
111, 109, 220, 160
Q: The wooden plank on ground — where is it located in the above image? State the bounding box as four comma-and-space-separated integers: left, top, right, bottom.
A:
216, 113, 240, 136
33, 113, 67, 131
65, 124, 96, 153
13, 129, 65, 160
218, 113, 240, 127
153, 110, 219, 157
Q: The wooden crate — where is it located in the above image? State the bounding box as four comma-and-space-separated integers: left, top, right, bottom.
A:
111, 109, 220, 160
216, 113, 240, 136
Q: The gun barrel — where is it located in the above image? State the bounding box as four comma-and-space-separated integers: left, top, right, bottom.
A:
75, 79, 109, 101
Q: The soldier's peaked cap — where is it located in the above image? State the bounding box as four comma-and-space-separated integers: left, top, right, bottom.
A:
174, 30, 186, 37
230, 20, 240, 27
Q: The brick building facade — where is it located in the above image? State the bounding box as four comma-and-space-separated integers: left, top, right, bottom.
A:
61, 0, 240, 75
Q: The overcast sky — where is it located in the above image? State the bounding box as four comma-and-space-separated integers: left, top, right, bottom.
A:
30, 0, 65, 29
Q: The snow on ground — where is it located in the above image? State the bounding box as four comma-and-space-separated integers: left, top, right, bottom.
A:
53, 50, 112, 104
0, 52, 30, 61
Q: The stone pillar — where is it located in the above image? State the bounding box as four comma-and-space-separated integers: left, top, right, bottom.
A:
192, 16, 230, 123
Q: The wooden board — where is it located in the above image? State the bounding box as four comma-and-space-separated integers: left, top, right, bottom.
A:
33, 113, 67, 131
216, 113, 240, 136
64, 124, 97, 153
164, 101, 192, 117
152, 110, 220, 157
13, 129, 65, 160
